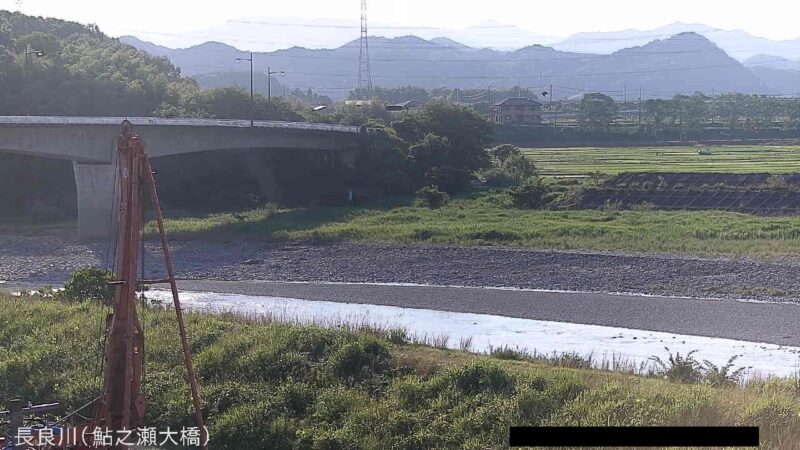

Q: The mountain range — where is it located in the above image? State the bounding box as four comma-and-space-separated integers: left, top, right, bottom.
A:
130, 18, 800, 61
552, 22, 800, 61
121, 31, 799, 101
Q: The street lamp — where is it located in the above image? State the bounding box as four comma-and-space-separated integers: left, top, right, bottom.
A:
266, 66, 285, 120
24, 45, 45, 116
235, 52, 254, 126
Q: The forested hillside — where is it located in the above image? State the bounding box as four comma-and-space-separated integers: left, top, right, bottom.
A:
0, 11, 296, 118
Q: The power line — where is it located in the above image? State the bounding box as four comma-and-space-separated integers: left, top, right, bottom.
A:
283, 60, 760, 80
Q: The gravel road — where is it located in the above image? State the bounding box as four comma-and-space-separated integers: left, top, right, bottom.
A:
3, 231, 800, 302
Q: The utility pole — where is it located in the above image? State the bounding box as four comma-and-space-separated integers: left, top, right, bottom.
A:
638, 87, 643, 125
549, 84, 554, 126
712, 86, 716, 124
267, 66, 271, 117
235, 53, 254, 126
623, 84, 628, 124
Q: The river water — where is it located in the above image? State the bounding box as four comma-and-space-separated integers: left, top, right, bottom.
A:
147, 290, 800, 379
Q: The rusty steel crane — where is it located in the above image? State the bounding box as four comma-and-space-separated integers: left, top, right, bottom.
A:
61, 121, 207, 449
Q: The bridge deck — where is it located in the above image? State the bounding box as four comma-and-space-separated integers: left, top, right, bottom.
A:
0, 116, 363, 134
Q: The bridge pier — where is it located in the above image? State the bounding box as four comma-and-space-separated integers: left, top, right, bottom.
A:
73, 162, 116, 240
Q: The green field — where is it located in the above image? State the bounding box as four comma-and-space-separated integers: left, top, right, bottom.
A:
148, 192, 800, 258
3, 294, 800, 448
523, 145, 800, 175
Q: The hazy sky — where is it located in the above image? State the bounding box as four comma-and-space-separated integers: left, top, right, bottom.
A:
3, 0, 800, 44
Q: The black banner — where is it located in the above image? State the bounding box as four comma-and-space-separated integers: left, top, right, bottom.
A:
509, 426, 759, 447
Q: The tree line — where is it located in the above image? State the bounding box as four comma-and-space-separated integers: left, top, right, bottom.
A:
350, 85, 800, 134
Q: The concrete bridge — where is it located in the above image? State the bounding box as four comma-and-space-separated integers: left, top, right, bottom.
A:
0, 117, 366, 238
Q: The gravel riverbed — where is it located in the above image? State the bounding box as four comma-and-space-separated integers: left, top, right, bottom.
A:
3, 231, 800, 302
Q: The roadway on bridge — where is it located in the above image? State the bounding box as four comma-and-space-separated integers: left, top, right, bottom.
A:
174, 280, 800, 346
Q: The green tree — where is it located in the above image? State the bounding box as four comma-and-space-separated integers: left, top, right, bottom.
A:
578, 93, 618, 131
787, 99, 800, 129
674, 92, 708, 130
488, 144, 521, 168
642, 99, 670, 133
393, 101, 492, 192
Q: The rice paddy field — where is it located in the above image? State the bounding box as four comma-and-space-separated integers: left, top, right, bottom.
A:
523, 145, 800, 176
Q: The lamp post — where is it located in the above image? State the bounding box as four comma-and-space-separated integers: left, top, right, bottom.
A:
266, 66, 285, 120
24, 45, 45, 116
235, 52, 254, 126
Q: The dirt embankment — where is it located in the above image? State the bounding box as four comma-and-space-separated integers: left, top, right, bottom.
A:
579, 172, 800, 214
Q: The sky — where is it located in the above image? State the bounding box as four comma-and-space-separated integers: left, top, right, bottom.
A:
3, 0, 800, 48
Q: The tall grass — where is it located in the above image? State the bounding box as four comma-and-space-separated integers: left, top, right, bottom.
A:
152, 192, 800, 258
3, 294, 800, 448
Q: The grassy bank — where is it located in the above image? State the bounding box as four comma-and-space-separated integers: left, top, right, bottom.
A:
524, 145, 800, 176
2, 294, 800, 448
149, 193, 800, 258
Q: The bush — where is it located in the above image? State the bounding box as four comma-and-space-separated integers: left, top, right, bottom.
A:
632, 201, 656, 212
766, 174, 787, 189
481, 153, 537, 188
481, 168, 516, 187
488, 144, 521, 167
61, 267, 114, 304
649, 348, 702, 383
702, 355, 748, 387
329, 336, 392, 383
414, 185, 450, 208
504, 153, 538, 183
508, 178, 549, 209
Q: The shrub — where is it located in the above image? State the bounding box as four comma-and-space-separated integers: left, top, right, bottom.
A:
632, 201, 656, 212
508, 177, 549, 209
601, 199, 622, 212
481, 168, 515, 187
649, 348, 703, 383
702, 355, 748, 387
61, 267, 114, 304
504, 154, 538, 183
328, 336, 392, 383
490, 346, 530, 361
414, 185, 450, 208
437, 362, 515, 396
766, 174, 787, 189
488, 144, 521, 167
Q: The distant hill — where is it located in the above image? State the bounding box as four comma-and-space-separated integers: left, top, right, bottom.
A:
744, 54, 800, 71
553, 22, 800, 61
192, 71, 286, 96
123, 32, 776, 101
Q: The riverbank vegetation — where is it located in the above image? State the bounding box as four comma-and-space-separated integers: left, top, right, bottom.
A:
2, 293, 800, 448
148, 188, 800, 258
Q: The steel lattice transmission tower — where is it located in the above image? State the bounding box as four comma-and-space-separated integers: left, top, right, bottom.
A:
357, 0, 373, 97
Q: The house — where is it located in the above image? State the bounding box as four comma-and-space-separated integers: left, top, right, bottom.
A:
491, 97, 543, 125
343, 99, 376, 107
386, 100, 423, 112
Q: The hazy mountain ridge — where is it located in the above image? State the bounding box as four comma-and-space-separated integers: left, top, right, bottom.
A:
553, 22, 800, 61
128, 18, 800, 62
121, 32, 785, 101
